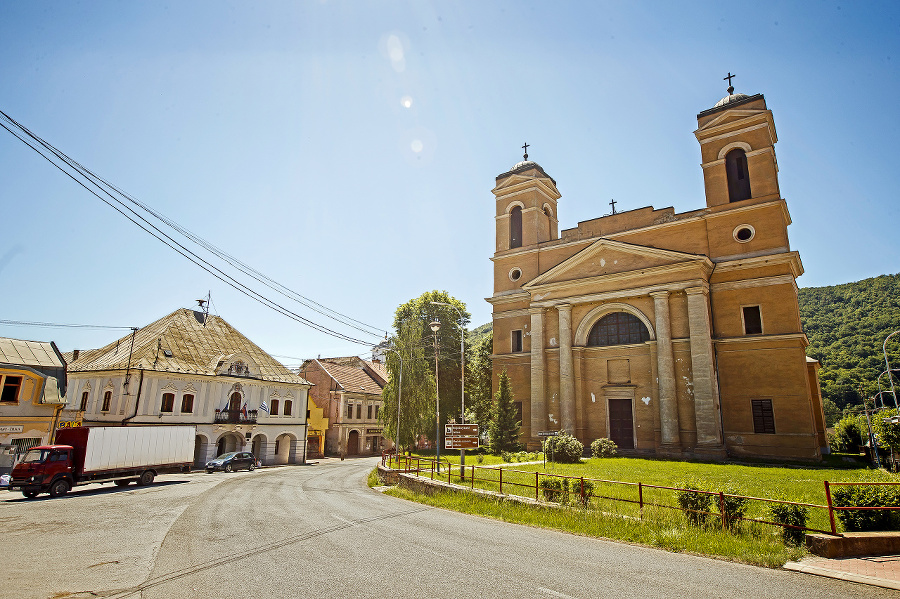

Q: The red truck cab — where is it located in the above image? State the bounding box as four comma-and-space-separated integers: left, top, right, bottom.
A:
11, 445, 74, 498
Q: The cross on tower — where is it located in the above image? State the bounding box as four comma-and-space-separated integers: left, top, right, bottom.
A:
609, 198, 617, 215
522, 142, 529, 161
724, 72, 736, 95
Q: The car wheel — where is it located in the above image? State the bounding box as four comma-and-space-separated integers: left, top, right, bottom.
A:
137, 470, 155, 486
22, 489, 39, 499
224, 463, 233, 473
114, 479, 131, 487
49, 479, 70, 497
206, 469, 214, 474
248, 462, 256, 471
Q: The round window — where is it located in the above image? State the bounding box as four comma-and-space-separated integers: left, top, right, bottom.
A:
509, 268, 522, 282
733, 224, 755, 243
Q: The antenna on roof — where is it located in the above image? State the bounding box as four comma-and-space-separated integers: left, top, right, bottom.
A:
196, 291, 211, 326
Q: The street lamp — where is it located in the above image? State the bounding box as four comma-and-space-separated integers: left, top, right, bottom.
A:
430, 319, 441, 471
431, 301, 466, 477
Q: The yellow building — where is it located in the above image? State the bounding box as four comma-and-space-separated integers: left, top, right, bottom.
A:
489, 85, 827, 460
0, 338, 68, 473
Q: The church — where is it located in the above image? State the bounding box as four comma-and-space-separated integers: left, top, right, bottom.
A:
488, 81, 828, 460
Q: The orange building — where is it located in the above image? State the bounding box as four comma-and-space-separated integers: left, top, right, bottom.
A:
489, 85, 827, 460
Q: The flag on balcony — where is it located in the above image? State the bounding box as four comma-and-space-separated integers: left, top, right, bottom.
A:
259, 401, 269, 413
241, 403, 248, 418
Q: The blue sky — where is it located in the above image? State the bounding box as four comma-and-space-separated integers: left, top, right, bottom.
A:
1, 1, 898, 366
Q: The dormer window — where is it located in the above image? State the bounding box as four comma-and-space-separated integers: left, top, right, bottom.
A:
725, 148, 751, 202
228, 360, 250, 377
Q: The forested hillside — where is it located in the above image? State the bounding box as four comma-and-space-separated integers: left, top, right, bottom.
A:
799, 273, 900, 413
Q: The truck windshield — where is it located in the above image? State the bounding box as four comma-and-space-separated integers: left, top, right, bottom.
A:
20, 449, 52, 464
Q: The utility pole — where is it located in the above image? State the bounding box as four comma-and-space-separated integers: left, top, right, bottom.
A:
430, 319, 441, 472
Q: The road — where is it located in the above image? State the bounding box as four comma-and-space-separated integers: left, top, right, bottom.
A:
2, 456, 885, 598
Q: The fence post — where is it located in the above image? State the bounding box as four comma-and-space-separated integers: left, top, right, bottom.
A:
719, 492, 727, 530
431, 459, 434, 480
824, 480, 838, 536
499, 468, 503, 494
536, 472, 540, 501
638, 482, 644, 519
448, 460, 452, 484
581, 477, 586, 506
471, 465, 475, 490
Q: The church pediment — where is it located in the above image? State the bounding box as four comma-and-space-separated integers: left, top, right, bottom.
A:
523, 239, 712, 290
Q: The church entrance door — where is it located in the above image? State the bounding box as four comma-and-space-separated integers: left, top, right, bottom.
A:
608, 398, 634, 449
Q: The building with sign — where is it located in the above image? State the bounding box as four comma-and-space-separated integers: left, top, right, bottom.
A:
488, 85, 827, 460
0, 337, 68, 474
300, 357, 387, 457
61, 308, 313, 468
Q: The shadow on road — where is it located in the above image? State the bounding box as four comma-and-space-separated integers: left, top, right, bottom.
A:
3, 480, 190, 502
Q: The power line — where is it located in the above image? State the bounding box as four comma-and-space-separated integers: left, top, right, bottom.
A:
0, 319, 135, 330
0, 109, 386, 346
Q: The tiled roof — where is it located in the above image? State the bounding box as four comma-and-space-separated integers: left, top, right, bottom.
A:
0, 337, 64, 368
65, 308, 308, 384
364, 360, 388, 385
316, 359, 383, 395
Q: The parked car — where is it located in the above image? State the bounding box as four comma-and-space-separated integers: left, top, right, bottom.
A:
206, 452, 256, 473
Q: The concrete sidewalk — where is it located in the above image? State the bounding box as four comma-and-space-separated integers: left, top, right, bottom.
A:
784, 554, 900, 591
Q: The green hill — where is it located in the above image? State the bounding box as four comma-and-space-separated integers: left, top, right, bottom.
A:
799, 273, 900, 412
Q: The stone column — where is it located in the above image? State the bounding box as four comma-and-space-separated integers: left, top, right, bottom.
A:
530, 307, 547, 436
685, 286, 723, 447
557, 304, 576, 434
650, 291, 680, 448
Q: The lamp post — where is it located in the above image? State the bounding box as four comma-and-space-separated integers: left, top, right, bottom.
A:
431, 301, 466, 477
430, 319, 441, 471
384, 347, 403, 468
884, 330, 899, 409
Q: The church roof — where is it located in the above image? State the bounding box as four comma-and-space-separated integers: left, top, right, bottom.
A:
64, 308, 307, 384
496, 160, 556, 185
697, 93, 765, 119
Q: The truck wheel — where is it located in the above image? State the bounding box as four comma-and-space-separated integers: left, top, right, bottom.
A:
114, 479, 131, 487
49, 479, 70, 497
22, 490, 39, 499
137, 471, 155, 486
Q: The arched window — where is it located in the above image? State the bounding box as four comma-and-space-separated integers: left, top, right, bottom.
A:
102, 391, 112, 412
587, 312, 650, 347
725, 148, 751, 202
509, 205, 523, 248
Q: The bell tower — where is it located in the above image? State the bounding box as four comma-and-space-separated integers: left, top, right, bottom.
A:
695, 74, 781, 208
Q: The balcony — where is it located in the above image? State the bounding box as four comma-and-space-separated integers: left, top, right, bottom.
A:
214, 409, 258, 424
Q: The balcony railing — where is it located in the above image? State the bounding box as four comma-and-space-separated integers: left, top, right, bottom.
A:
214, 409, 258, 424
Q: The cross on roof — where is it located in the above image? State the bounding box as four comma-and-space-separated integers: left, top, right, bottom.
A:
522, 142, 529, 160
724, 72, 736, 94
609, 198, 617, 215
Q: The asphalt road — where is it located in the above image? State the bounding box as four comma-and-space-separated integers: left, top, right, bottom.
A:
1, 457, 886, 598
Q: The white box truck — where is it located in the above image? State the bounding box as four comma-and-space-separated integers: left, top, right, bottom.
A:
10, 426, 195, 498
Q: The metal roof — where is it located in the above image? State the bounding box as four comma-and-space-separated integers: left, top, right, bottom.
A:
0, 337, 64, 368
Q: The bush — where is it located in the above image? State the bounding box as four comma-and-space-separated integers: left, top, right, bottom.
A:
832, 484, 900, 532
591, 438, 618, 458
722, 487, 750, 530
541, 477, 569, 503
676, 479, 713, 526
769, 497, 809, 545
544, 431, 584, 463
831, 415, 866, 453
475, 454, 484, 464
573, 478, 594, 507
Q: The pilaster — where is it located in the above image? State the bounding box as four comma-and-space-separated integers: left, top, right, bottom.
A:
685, 286, 724, 449
650, 291, 680, 449
557, 304, 576, 434
529, 307, 547, 436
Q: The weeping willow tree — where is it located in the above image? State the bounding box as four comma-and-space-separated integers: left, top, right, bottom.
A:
380, 319, 436, 453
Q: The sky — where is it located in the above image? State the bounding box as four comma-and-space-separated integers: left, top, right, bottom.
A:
1, 1, 898, 367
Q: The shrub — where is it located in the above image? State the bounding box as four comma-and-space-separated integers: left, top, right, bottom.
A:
676, 479, 713, 526
831, 414, 865, 453
591, 438, 618, 458
722, 487, 750, 530
475, 454, 484, 464
501, 451, 512, 463
832, 484, 900, 532
572, 479, 594, 507
769, 497, 809, 545
544, 431, 584, 463
541, 477, 569, 503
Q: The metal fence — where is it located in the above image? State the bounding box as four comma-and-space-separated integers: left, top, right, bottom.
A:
382, 452, 900, 537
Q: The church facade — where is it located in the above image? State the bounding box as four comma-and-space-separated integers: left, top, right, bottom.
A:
488, 87, 828, 460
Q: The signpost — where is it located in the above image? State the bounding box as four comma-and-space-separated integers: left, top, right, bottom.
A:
537, 431, 559, 466
445, 424, 480, 470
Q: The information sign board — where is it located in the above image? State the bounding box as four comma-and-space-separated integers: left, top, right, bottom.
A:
445, 423, 479, 437
537, 431, 560, 437
445, 436, 479, 450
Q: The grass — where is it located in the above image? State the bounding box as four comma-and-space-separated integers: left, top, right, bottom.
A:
380, 483, 806, 568
375, 453, 896, 566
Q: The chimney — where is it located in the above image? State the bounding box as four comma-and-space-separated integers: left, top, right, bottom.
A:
72, 349, 80, 361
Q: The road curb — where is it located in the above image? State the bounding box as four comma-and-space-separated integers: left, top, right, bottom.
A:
783, 561, 900, 591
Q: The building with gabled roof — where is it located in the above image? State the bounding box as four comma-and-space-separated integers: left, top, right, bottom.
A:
61, 308, 314, 467
0, 337, 68, 473
300, 357, 386, 457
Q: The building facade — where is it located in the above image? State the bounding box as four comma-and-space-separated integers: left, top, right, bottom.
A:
489, 87, 827, 460
61, 308, 313, 468
301, 357, 387, 457
0, 338, 68, 474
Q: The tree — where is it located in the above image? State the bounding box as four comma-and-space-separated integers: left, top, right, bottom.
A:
465, 330, 493, 433
489, 371, 521, 454
393, 291, 471, 441
379, 320, 435, 452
